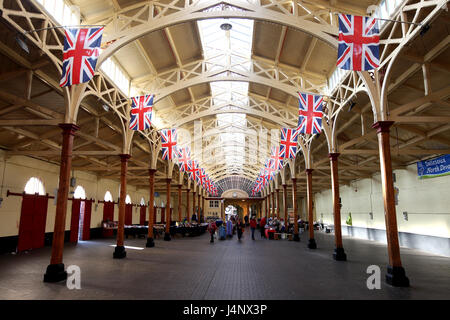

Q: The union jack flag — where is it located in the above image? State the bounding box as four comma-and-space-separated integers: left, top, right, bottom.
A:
160, 129, 177, 161
60, 27, 104, 87
198, 168, 206, 186
337, 14, 380, 71
188, 160, 200, 181
177, 146, 191, 172
298, 93, 323, 135
129, 94, 153, 131
264, 159, 276, 181
270, 146, 284, 171
280, 128, 299, 159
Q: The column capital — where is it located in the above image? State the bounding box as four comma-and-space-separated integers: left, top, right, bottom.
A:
328, 153, 340, 160
148, 168, 157, 174
59, 123, 79, 135
305, 168, 314, 174
165, 178, 172, 183
119, 154, 131, 161
372, 121, 394, 134
291, 177, 297, 183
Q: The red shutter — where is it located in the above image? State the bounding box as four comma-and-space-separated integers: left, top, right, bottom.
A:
102, 201, 115, 237
125, 204, 133, 225
18, 194, 48, 252
70, 199, 81, 243
139, 206, 146, 225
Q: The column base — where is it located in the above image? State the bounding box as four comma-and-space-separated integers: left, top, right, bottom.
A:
333, 247, 347, 261
293, 233, 300, 242
386, 265, 410, 287
113, 245, 127, 259
164, 233, 171, 241
307, 238, 317, 249
146, 237, 155, 248
43, 263, 67, 283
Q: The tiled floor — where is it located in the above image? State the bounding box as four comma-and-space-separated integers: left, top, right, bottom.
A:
0, 229, 449, 299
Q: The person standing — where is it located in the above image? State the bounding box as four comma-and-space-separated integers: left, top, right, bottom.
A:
250, 216, 257, 240
260, 216, 266, 239
236, 218, 244, 241
208, 220, 217, 243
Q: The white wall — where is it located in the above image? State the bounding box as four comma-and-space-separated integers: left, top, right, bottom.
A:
314, 163, 450, 239
0, 151, 151, 237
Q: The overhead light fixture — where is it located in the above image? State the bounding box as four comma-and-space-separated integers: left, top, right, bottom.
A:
420, 24, 430, 36
348, 100, 356, 112
15, 33, 29, 54
220, 23, 232, 31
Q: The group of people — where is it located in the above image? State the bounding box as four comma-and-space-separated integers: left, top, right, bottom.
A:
207, 215, 296, 243
208, 215, 258, 243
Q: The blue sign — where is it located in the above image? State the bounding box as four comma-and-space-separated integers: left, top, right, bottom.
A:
417, 154, 450, 179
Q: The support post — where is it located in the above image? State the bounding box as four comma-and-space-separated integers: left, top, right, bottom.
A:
164, 179, 172, 241
373, 121, 409, 287
192, 191, 196, 221
329, 153, 346, 261
113, 154, 130, 259
292, 178, 300, 242
276, 189, 280, 219
44, 123, 79, 282
306, 169, 316, 249
283, 184, 288, 226
186, 188, 190, 222
271, 191, 275, 219
198, 192, 201, 221
146, 169, 156, 247
177, 184, 182, 222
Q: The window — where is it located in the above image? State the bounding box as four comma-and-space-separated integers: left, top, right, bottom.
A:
140, 197, 146, 206
209, 200, 219, 208
104, 191, 113, 202
74, 185, 86, 199
125, 195, 132, 204
24, 177, 45, 195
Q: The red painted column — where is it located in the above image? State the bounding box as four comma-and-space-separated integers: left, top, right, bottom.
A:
198, 192, 201, 222
306, 169, 317, 249
292, 178, 300, 242
44, 124, 78, 282
276, 189, 280, 219
283, 184, 288, 226
164, 179, 172, 241
177, 185, 182, 222
329, 153, 346, 261
113, 154, 130, 258
271, 191, 275, 219
146, 169, 156, 247
192, 190, 196, 221
373, 121, 409, 286
186, 189, 190, 222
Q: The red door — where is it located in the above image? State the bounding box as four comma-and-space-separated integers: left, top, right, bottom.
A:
102, 201, 115, 237
70, 199, 81, 243
18, 194, 48, 252
153, 206, 157, 224
139, 206, 147, 225
81, 200, 92, 240
161, 208, 165, 224
125, 204, 133, 225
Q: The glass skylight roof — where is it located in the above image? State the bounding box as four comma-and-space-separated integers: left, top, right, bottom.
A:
197, 18, 254, 175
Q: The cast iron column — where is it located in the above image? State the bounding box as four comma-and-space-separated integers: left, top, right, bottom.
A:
44, 123, 79, 282
329, 153, 346, 261
373, 121, 409, 287
164, 178, 172, 241
146, 169, 156, 247
306, 169, 316, 249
